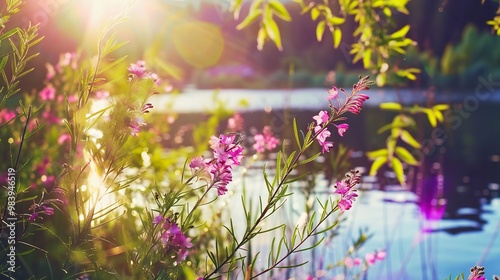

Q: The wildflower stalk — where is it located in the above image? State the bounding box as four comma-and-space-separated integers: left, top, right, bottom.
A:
202, 77, 373, 279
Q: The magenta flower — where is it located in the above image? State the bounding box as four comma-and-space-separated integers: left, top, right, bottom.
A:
227, 112, 244, 131
253, 126, 280, 153
346, 93, 369, 115
195, 134, 244, 196
345, 256, 362, 268
155, 216, 193, 262
28, 203, 55, 221
336, 123, 349, 137
129, 116, 146, 136
365, 249, 386, 266
468, 266, 486, 280
313, 125, 333, 154
42, 110, 61, 124
128, 60, 147, 78
141, 103, 154, 113
57, 133, 71, 145
327, 86, 338, 100
313, 110, 329, 125
39, 85, 56, 101
333, 170, 361, 213
0, 109, 16, 124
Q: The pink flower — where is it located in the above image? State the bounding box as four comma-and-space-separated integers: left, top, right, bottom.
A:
314, 125, 333, 154
42, 110, 61, 124
94, 90, 110, 99
141, 103, 154, 113
346, 93, 369, 115
155, 216, 193, 262
253, 126, 280, 153
336, 123, 349, 137
39, 85, 56, 101
129, 116, 146, 136
468, 266, 486, 280
0, 109, 16, 124
333, 170, 361, 213
45, 63, 55, 80
144, 72, 161, 85
365, 249, 386, 266
58, 133, 71, 145
68, 94, 78, 103
327, 86, 338, 100
199, 134, 244, 196
128, 60, 147, 78
313, 110, 329, 126
227, 112, 244, 131
345, 257, 362, 268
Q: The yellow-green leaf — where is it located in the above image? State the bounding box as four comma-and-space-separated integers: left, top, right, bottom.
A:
383, 7, 392, 17
380, 102, 402, 111
395, 146, 418, 165
366, 149, 388, 160
425, 108, 437, 127
432, 104, 450, 111
369, 156, 388, 176
391, 157, 405, 186
311, 7, 320, 21
434, 109, 444, 122
328, 16, 345, 25
376, 72, 386, 87
400, 130, 421, 148
333, 28, 342, 48
269, 0, 292, 21
363, 48, 372, 68
390, 25, 410, 39
316, 21, 326, 42
263, 19, 283, 51
257, 27, 266, 50
236, 9, 262, 30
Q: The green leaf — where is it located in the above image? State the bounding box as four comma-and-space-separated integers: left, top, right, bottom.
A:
236, 9, 262, 30
366, 149, 388, 160
432, 104, 449, 111
269, 0, 291, 21
395, 146, 418, 165
0, 56, 9, 71
0, 27, 18, 41
298, 152, 321, 165
333, 28, 342, 48
369, 156, 387, 176
390, 25, 410, 39
257, 26, 266, 50
311, 7, 320, 21
380, 102, 402, 110
391, 157, 405, 186
263, 18, 283, 51
316, 21, 326, 41
363, 48, 372, 68
400, 130, 421, 148
424, 108, 437, 127
376, 72, 386, 87
328, 16, 345, 25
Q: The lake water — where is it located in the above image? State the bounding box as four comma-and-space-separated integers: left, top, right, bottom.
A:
149, 87, 500, 279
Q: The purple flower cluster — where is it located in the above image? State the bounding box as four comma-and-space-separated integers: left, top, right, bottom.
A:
153, 215, 193, 262
311, 78, 371, 154
189, 134, 244, 196
128, 60, 161, 85
28, 203, 55, 221
333, 169, 361, 213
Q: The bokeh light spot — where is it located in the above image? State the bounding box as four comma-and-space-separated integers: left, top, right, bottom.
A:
172, 21, 224, 68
